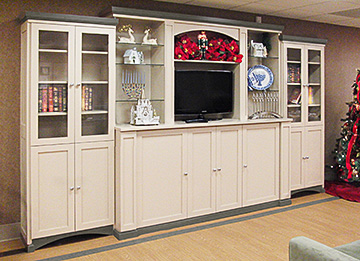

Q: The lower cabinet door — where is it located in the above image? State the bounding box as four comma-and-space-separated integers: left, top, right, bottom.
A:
290, 128, 304, 190
137, 130, 187, 227
216, 126, 242, 211
31, 144, 75, 238
75, 141, 114, 231
187, 128, 216, 217
304, 127, 324, 187
243, 124, 280, 206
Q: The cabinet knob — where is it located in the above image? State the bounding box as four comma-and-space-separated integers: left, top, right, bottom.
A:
184, 172, 188, 176
303, 156, 310, 160
69, 83, 74, 88
243, 164, 248, 168
75, 83, 81, 88
70, 186, 74, 191
213, 168, 217, 172
77, 186, 81, 190
217, 168, 222, 171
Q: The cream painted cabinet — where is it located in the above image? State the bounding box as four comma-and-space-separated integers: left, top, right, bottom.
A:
281, 36, 326, 192
187, 126, 242, 217
136, 130, 187, 228
20, 14, 117, 251
290, 126, 324, 190
243, 124, 279, 206
30, 142, 114, 239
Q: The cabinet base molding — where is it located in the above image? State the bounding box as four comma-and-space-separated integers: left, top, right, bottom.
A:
114, 199, 292, 241
23, 225, 114, 253
291, 185, 325, 197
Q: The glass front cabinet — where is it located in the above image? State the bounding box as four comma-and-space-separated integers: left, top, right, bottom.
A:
20, 14, 117, 251
282, 38, 325, 126
29, 23, 115, 145
281, 36, 326, 192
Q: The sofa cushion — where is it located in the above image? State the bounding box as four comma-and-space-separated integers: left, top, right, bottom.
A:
335, 240, 360, 259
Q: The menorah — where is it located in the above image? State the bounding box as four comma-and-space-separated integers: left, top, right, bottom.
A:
121, 70, 145, 99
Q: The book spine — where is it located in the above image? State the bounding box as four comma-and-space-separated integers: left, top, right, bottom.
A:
48, 86, 53, 112
42, 86, 48, 112
84, 86, 89, 111
62, 86, 67, 112
88, 87, 93, 111
39, 86, 43, 112
59, 86, 63, 112
53, 86, 59, 112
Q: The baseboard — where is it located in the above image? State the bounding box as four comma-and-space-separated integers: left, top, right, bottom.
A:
0, 223, 20, 242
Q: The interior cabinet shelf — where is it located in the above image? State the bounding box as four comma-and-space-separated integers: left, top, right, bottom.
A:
116, 62, 164, 66
82, 50, 108, 55
116, 42, 164, 47
116, 98, 164, 103
81, 110, 108, 115
39, 49, 67, 53
249, 55, 279, 60
38, 112, 68, 116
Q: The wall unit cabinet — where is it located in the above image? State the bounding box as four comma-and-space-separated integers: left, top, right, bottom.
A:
281, 36, 326, 192
20, 13, 117, 251
115, 121, 286, 233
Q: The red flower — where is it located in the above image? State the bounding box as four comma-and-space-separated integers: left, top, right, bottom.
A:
175, 46, 188, 60
226, 40, 239, 54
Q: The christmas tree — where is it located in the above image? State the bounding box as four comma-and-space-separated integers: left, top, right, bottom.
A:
334, 69, 360, 183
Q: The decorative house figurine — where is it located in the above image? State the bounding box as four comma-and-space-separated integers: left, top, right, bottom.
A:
130, 91, 160, 125
123, 47, 144, 64
118, 24, 135, 43
142, 28, 158, 45
250, 40, 267, 58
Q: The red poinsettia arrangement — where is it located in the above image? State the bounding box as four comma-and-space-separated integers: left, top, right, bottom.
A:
174, 34, 243, 63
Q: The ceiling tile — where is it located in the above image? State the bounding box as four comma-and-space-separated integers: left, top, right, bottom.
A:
335, 18, 360, 28
231, 2, 287, 15
285, 1, 360, 15
154, 0, 193, 3
305, 13, 354, 23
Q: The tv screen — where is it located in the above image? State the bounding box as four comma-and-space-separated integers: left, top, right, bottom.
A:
175, 70, 233, 120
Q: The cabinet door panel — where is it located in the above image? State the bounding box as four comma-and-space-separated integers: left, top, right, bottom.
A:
290, 128, 304, 190
137, 131, 187, 227
243, 124, 279, 206
188, 129, 216, 217
305, 127, 323, 186
216, 127, 242, 211
31, 145, 75, 238
75, 141, 114, 231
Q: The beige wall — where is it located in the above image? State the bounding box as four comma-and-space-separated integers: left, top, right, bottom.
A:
0, 0, 358, 226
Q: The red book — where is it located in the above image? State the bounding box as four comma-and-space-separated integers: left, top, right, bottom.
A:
48, 86, 53, 112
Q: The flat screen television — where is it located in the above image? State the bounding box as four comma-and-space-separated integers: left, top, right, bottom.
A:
175, 70, 233, 122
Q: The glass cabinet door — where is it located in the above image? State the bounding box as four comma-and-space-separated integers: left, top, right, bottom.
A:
307, 49, 322, 122
79, 32, 110, 137
286, 47, 302, 123
36, 26, 74, 143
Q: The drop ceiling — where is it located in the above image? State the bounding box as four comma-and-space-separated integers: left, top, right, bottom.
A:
154, 0, 360, 28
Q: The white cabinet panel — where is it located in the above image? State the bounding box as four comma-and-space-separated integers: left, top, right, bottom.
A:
290, 128, 304, 190
187, 128, 216, 217
304, 127, 323, 187
31, 145, 75, 238
75, 141, 114, 231
243, 124, 279, 206
137, 130, 187, 227
216, 127, 242, 211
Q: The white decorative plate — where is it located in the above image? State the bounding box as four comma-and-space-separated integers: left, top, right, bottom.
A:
248, 65, 274, 91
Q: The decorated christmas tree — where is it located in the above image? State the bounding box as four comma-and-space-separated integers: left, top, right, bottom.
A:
334, 69, 360, 183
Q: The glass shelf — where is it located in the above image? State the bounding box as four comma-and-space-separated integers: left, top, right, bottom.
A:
38, 112, 68, 116
249, 55, 279, 59
116, 42, 164, 47
116, 63, 164, 66
116, 98, 165, 103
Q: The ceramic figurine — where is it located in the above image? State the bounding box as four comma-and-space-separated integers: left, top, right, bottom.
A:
123, 47, 144, 64
142, 28, 157, 45
118, 24, 135, 43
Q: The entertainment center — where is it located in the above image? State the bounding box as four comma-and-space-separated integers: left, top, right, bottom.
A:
20, 7, 326, 251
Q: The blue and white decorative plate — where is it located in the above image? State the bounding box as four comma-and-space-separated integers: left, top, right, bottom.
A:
248, 65, 274, 91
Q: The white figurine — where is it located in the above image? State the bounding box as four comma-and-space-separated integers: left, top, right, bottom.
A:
250, 40, 267, 58
130, 90, 160, 125
123, 47, 144, 64
118, 25, 135, 43
142, 28, 157, 45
